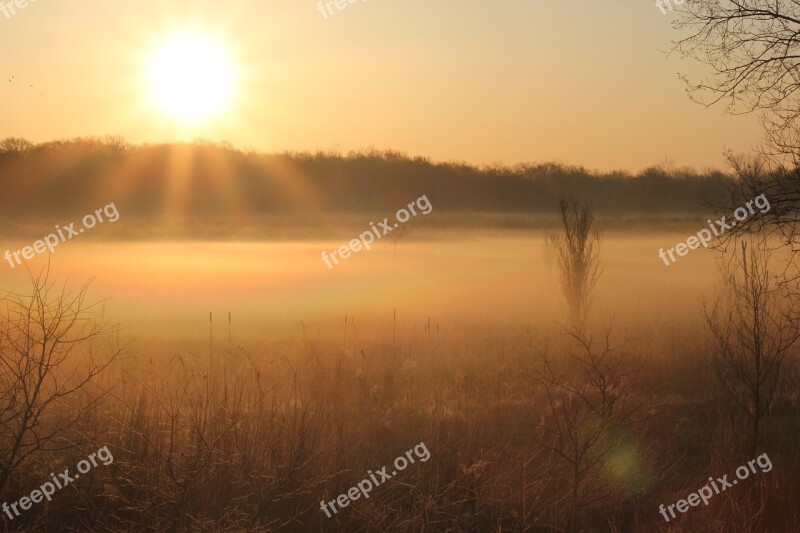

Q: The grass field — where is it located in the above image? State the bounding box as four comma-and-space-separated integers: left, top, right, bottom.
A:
0, 217, 796, 531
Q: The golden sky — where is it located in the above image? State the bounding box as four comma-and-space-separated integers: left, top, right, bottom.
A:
0, 0, 760, 171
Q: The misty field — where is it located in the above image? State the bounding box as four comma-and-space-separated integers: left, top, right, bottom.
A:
0, 223, 720, 340
0, 222, 796, 532
9, 0, 800, 529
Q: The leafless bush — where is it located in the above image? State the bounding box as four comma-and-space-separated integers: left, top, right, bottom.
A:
704, 239, 800, 457
538, 326, 648, 532
0, 266, 121, 492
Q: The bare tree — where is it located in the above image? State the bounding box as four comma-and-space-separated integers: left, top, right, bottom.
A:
538, 326, 646, 532
709, 153, 800, 281
673, 1, 800, 161
0, 266, 121, 491
704, 239, 800, 457
0, 138, 33, 158
673, 2, 800, 272
546, 197, 603, 329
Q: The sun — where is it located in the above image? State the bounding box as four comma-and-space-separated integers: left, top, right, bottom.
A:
146, 33, 237, 124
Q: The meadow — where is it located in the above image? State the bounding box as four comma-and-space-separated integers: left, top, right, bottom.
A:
1, 216, 796, 532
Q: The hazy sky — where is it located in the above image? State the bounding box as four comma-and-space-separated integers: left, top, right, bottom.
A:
0, 0, 760, 172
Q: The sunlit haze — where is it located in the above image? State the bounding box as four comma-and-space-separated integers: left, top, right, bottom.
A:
0, 0, 758, 170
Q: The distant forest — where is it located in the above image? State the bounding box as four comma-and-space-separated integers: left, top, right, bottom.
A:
0, 137, 734, 218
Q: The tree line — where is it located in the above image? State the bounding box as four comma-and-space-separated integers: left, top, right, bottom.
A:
0, 137, 733, 218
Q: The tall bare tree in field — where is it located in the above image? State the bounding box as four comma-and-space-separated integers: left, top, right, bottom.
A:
0, 267, 121, 491
547, 197, 603, 329
704, 240, 800, 457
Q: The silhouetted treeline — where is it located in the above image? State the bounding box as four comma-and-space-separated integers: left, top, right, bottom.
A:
0, 136, 734, 218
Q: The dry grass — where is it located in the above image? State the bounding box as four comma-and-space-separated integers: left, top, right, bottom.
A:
0, 311, 797, 532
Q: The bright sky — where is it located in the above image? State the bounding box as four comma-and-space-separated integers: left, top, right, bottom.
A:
0, 0, 760, 172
